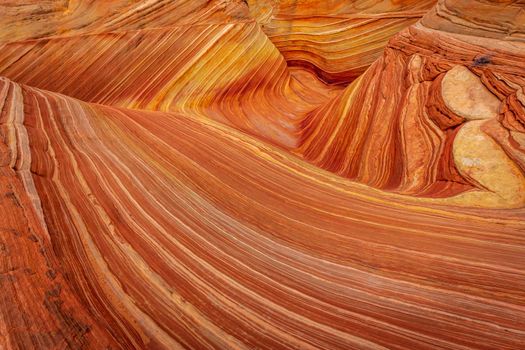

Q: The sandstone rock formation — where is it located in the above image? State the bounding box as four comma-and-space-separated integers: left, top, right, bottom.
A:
1, 1, 525, 349
248, 0, 436, 84
296, 0, 525, 207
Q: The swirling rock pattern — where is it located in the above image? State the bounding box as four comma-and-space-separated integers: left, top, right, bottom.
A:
248, 0, 437, 85
0, 0, 250, 42
297, 1, 525, 207
0, 19, 340, 148
1, 1, 525, 349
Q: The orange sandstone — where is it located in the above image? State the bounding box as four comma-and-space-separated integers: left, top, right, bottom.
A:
1, 1, 525, 349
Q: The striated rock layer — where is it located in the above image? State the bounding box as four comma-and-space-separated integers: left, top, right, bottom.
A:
0, 20, 339, 148
296, 0, 525, 207
248, 0, 437, 85
2, 76, 525, 349
0, 0, 251, 42
1, 0, 525, 349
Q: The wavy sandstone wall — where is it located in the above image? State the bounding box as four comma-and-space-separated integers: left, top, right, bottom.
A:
1, 1, 525, 349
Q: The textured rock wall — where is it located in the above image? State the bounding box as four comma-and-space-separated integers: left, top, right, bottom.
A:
297, 0, 525, 207
1, 1, 525, 349
249, 0, 437, 84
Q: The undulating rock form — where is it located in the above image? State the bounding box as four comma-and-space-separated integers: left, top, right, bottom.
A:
2, 76, 525, 349
0, 0, 250, 43
248, 0, 437, 84
297, 0, 525, 207
0, 19, 340, 147
1, 0, 525, 349
421, 0, 525, 40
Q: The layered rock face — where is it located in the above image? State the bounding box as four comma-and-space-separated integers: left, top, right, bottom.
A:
1, 1, 525, 350
248, 0, 437, 84
297, 0, 525, 207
